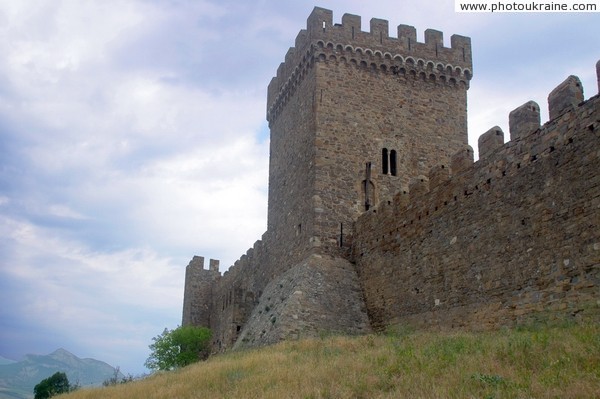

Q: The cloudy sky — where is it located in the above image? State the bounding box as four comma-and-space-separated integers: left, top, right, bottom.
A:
0, 0, 598, 375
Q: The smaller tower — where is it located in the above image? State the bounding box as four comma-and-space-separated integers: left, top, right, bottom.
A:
182, 256, 220, 327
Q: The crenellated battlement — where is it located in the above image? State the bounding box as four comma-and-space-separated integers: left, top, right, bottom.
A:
355, 68, 599, 250
354, 63, 599, 331
267, 7, 473, 124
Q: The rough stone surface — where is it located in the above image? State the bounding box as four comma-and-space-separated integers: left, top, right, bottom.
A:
354, 91, 600, 331
478, 126, 504, 158
233, 254, 371, 350
182, 256, 219, 328
509, 101, 540, 141
548, 75, 584, 120
182, 6, 599, 353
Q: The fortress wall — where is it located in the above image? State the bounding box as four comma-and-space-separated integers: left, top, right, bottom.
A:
204, 226, 318, 351
202, 228, 370, 351
207, 235, 273, 350
354, 76, 600, 331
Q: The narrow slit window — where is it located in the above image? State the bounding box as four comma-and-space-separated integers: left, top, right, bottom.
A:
364, 162, 373, 211
390, 150, 397, 176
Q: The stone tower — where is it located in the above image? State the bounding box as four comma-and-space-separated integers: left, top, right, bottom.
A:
266, 7, 472, 263
182, 256, 219, 327
183, 7, 476, 350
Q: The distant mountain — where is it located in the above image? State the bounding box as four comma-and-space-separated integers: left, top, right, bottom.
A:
0, 358, 15, 367
0, 349, 122, 399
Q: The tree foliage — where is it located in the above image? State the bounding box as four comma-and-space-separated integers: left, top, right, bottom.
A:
144, 326, 211, 371
33, 371, 72, 399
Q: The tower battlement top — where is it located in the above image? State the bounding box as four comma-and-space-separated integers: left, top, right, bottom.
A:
267, 7, 473, 122
304, 7, 471, 63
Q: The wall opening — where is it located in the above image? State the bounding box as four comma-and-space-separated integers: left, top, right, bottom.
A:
364, 162, 374, 211
390, 150, 397, 176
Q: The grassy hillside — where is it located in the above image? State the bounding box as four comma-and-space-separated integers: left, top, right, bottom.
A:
60, 322, 599, 399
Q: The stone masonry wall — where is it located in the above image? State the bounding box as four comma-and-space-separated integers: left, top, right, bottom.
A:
233, 254, 372, 350
312, 52, 469, 255
353, 75, 600, 331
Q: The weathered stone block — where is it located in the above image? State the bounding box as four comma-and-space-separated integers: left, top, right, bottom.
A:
450, 145, 474, 175
478, 126, 504, 159
428, 164, 450, 188
548, 75, 583, 120
509, 101, 540, 141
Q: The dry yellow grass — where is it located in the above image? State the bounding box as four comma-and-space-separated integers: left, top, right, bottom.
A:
60, 322, 599, 399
